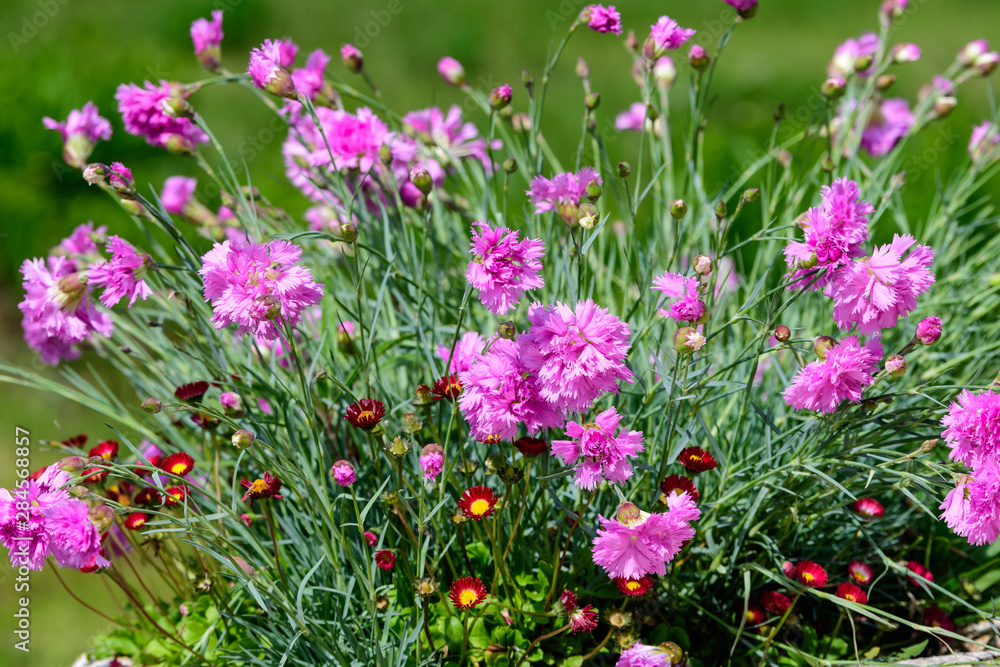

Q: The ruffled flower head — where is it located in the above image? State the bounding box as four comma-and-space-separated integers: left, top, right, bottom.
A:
527, 167, 602, 219
860, 99, 915, 156
829, 33, 879, 78
292, 49, 330, 100
43, 102, 112, 168
940, 461, 1000, 546
45, 499, 109, 569
419, 444, 444, 481
465, 221, 545, 316
614, 642, 677, 667
652, 272, 706, 322
116, 81, 209, 149
0, 476, 70, 570
331, 460, 356, 487
437, 331, 485, 374
591, 495, 700, 579
970, 121, 1000, 162
552, 407, 644, 489
520, 300, 634, 412
87, 236, 154, 308
582, 5, 622, 35
402, 106, 499, 169
190, 10, 224, 70
199, 238, 324, 340
783, 336, 882, 413
832, 234, 934, 335
941, 389, 1000, 467
248, 39, 297, 96
647, 16, 696, 57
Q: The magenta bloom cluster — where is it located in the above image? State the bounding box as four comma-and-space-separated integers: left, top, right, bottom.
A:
528, 167, 602, 215
591, 495, 700, 579
465, 221, 545, 316
552, 408, 643, 489
116, 81, 208, 148
783, 336, 882, 414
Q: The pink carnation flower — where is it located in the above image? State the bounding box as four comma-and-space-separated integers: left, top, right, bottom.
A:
43, 102, 111, 167
651, 272, 705, 322
783, 336, 882, 413
615, 643, 675, 667
45, 499, 108, 569
527, 167, 602, 215
59, 222, 107, 259
190, 10, 224, 55
161, 176, 197, 215
19, 255, 113, 365
115, 81, 209, 148
831, 234, 934, 335
551, 407, 644, 489
940, 461, 1000, 546
458, 338, 564, 441
969, 122, 1000, 162
292, 49, 330, 100
248, 39, 297, 96
466, 221, 545, 316
87, 236, 154, 308
199, 238, 324, 341
402, 106, 499, 170
615, 103, 648, 132
861, 99, 915, 157
437, 331, 486, 374
649, 16, 696, 53
420, 444, 445, 481
941, 389, 1000, 468
519, 300, 634, 412
724, 0, 759, 11
829, 33, 879, 78
583, 5, 622, 35
437, 57, 465, 86
331, 460, 356, 487
591, 496, 700, 579
0, 477, 69, 570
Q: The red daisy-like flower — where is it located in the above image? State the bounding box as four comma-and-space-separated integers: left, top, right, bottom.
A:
343, 398, 386, 430
175, 380, 209, 403
124, 513, 149, 530
138, 453, 163, 476
478, 433, 503, 444
852, 497, 885, 519
448, 577, 488, 609
89, 440, 119, 461
559, 589, 578, 611
457, 485, 499, 520
569, 605, 598, 634
133, 487, 161, 506
659, 475, 700, 503
514, 436, 548, 457
743, 601, 766, 625
375, 550, 396, 571
835, 582, 868, 605
795, 561, 828, 588
163, 486, 189, 506
62, 434, 88, 449
82, 467, 108, 484
848, 561, 873, 585
905, 561, 934, 588
105, 482, 134, 506
431, 374, 463, 401
678, 446, 717, 473
161, 452, 195, 477
761, 590, 792, 615
240, 472, 284, 505
923, 607, 954, 632
616, 575, 654, 597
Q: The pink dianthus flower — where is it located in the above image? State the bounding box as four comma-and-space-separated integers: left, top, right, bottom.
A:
615, 642, 675, 667
592, 496, 700, 579
402, 106, 499, 170
88, 236, 154, 308
615, 103, 649, 132
651, 272, 705, 322
648, 16, 696, 54
969, 122, 1000, 162
940, 460, 1000, 546
783, 336, 882, 413
466, 221, 545, 316
527, 168, 602, 216
420, 444, 445, 481
551, 407, 644, 489
190, 10, 224, 56
829, 33, 879, 78
519, 300, 634, 412
292, 49, 330, 100
115, 81, 208, 148
43, 102, 112, 168
248, 39, 297, 96
582, 5, 622, 35
437, 331, 486, 374
941, 389, 1000, 468
0, 478, 68, 570
45, 499, 109, 570
59, 222, 107, 259
860, 99, 915, 157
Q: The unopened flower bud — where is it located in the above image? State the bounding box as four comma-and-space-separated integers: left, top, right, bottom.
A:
498, 464, 524, 485
933, 95, 957, 117
662, 201, 686, 223
313, 368, 328, 382
142, 398, 163, 414
341, 223, 358, 243
232, 429, 255, 450
584, 92, 601, 111
89, 506, 114, 533
915, 316, 941, 345
880, 0, 907, 22
341, 44, 363, 74
876, 74, 897, 91
617, 161, 631, 179
489, 84, 512, 111
974, 51, 1000, 76
659, 642, 684, 664
616, 502, 642, 526
715, 200, 728, 219
160, 94, 194, 119
413, 577, 438, 597
960, 40, 989, 66
689, 44, 709, 71
163, 134, 197, 157
822, 77, 846, 99
653, 57, 676, 88
854, 55, 874, 73
585, 179, 602, 202
743, 188, 759, 203
575, 57, 590, 80
375, 594, 389, 611
774, 325, 791, 343
437, 57, 466, 87
415, 384, 435, 406
577, 203, 599, 230
498, 321, 517, 340
693, 255, 713, 276
250, 294, 281, 321
57, 456, 86, 474
674, 327, 707, 354
885, 354, 907, 377
557, 200, 579, 227
409, 166, 432, 194
624, 30, 639, 52
522, 69, 534, 94
83, 163, 108, 185
892, 44, 921, 64
821, 155, 836, 173
502, 157, 518, 174
919, 438, 939, 453
777, 149, 793, 168
814, 336, 836, 360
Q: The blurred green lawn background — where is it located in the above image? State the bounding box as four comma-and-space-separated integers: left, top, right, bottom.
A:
1, 1, 998, 665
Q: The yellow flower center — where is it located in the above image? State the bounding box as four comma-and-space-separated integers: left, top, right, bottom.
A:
171, 462, 188, 475
250, 479, 269, 494
802, 572, 815, 583
470, 499, 490, 516
844, 593, 857, 602
459, 589, 478, 607
626, 581, 640, 592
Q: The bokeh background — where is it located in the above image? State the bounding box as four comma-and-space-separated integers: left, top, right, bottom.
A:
1, 1, 998, 664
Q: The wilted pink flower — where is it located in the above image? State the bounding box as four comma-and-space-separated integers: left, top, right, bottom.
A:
941, 389, 1000, 468
969, 122, 1000, 161
466, 221, 545, 316
419, 444, 444, 481
940, 462, 1000, 546
568, 605, 599, 633
520, 300, 634, 412
832, 234, 934, 335
248, 39, 297, 96
43, 102, 112, 168
915, 316, 941, 345
199, 238, 324, 340
437, 331, 485, 374
437, 57, 465, 86
551, 407, 644, 489
527, 167, 602, 216
615, 103, 648, 132
87, 236, 154, 308
651, 272, 706, 322
458, 338, 564, 441
45, 499, 108, 569
829, 33, 879, 78
648, 16, 696, 55
190, 10, 224, 69
783, 336, 882, 413
115, 81, 208, 148
331, 460, 356, 487
402, 106, 499, 169
19, 256, 113, 365
860, 99, 915, 157
292, 49, 330, 100
591, 496, 700, 579
582, 5, 622, 35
